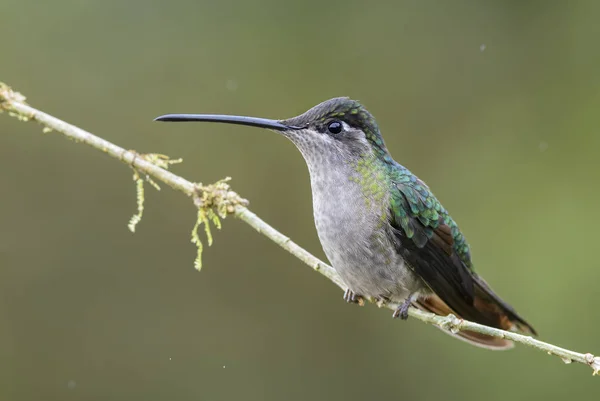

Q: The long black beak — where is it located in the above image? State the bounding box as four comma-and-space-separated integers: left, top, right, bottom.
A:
154, 114, 301, 131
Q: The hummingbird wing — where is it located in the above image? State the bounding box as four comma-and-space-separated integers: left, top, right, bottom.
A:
388, 165, 536, 336
389, 168, 475, 308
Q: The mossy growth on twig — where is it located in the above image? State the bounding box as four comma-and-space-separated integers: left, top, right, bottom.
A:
191, 177, 248, 270
0, 82, 30, 121
128, 153, 183, 232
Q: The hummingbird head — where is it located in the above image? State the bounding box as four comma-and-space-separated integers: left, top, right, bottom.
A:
154, 97, 392, 164
280, 97, 391, 161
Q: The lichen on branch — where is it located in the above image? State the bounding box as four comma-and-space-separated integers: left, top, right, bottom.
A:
190, 178, 248, 269
127, 153, 183, 232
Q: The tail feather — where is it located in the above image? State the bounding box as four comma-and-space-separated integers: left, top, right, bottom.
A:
415, 276, 536, 350
472, 275, 537, 336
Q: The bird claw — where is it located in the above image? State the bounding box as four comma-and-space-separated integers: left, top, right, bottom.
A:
343, 289, 365, 306
392, 297, 412, 320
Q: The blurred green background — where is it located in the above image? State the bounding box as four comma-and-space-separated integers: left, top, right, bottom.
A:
2, 0, 599, 399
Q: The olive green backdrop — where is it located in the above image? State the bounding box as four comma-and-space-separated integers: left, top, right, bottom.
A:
1, 0, 599, 400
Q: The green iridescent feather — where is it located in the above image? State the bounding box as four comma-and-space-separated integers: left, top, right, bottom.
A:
388, 164, 473, 271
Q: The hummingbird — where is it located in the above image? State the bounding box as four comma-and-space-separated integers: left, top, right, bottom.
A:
155, 97, 536, 349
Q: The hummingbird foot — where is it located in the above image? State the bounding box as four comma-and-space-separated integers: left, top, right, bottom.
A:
343, 289, 365, 306
392, 296, 414, 320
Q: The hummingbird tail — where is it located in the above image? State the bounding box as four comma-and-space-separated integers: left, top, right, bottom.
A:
415, 294, 514, 350
415, 276, 536, 350
470, 274, 537, 336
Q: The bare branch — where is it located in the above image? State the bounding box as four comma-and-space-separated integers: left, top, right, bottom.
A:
1, 82, 598, 376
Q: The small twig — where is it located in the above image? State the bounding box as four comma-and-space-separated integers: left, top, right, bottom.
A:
1, 82, 598, 376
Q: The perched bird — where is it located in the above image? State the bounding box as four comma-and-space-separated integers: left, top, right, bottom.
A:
155, 97, 536, 349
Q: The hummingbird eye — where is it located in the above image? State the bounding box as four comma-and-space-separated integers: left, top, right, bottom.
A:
327, 121, 343, 134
